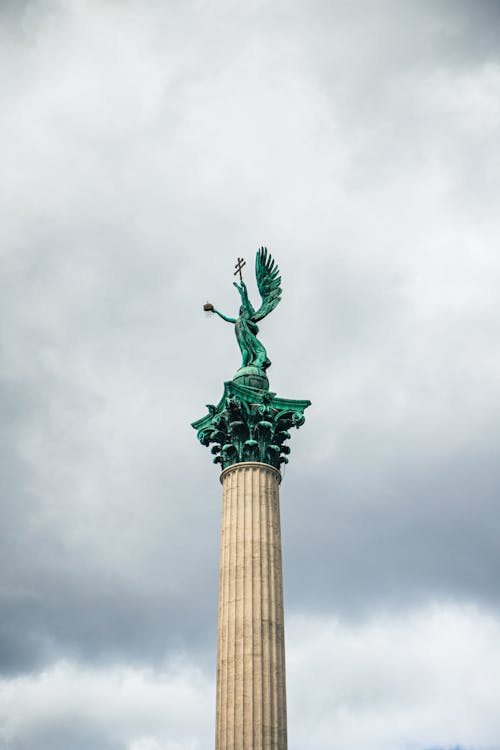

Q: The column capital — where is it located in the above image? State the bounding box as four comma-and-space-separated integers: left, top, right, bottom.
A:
192, 379, 311, 471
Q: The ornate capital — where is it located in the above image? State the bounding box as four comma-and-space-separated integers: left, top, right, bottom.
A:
192, 380, 311, 471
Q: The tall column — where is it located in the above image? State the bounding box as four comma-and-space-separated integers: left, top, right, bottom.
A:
216, 462, 286, 750
192, 248, 310, 748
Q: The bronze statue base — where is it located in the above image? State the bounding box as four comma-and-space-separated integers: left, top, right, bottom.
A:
232, 366, 269, 391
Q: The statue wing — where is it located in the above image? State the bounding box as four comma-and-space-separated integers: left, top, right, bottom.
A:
252, 247, 282, 322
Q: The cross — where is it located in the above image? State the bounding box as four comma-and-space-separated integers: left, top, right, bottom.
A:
234, 257, 246, 282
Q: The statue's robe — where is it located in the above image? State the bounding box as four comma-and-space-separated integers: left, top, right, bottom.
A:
234, 314, 271, 370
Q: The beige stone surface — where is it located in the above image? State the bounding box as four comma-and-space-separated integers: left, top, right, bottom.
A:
216, 462, 287, 750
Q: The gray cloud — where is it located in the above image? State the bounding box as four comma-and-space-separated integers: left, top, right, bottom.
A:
283, 445, 500, 615
1, 1, 499, 747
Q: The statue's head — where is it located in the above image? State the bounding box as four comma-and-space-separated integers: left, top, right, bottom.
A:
239, 305, 248, 318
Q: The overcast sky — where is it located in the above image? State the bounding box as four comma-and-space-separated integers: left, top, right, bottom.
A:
1, 1, 500, 749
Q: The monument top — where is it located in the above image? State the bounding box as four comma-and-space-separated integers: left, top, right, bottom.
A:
193, 247, 310, 471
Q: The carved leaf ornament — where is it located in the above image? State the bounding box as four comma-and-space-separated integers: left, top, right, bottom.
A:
193, 381, 309, 471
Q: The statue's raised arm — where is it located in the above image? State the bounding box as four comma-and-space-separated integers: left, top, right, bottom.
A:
215, 309, 237, 324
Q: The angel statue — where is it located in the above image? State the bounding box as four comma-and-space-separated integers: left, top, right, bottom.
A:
204, 247, 281, 375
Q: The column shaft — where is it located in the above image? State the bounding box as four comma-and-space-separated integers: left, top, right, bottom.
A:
216, 462, 287, 750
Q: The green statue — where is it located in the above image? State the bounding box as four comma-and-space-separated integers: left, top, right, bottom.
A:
204, 247, 281, 376
194, 247, 310, 471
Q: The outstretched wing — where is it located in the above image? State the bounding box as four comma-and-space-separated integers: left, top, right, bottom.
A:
252, 247, 282, 322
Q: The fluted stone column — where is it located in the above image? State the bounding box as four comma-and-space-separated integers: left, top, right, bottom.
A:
216, 461, 287, 750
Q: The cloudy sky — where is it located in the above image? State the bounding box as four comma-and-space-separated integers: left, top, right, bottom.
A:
1, 1, 500, 748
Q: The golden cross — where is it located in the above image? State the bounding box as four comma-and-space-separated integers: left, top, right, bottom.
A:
234, 257, 246, 282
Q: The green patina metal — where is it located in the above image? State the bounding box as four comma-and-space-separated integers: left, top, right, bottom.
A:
193, 247, 310, 471
192, 380, 310, 470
